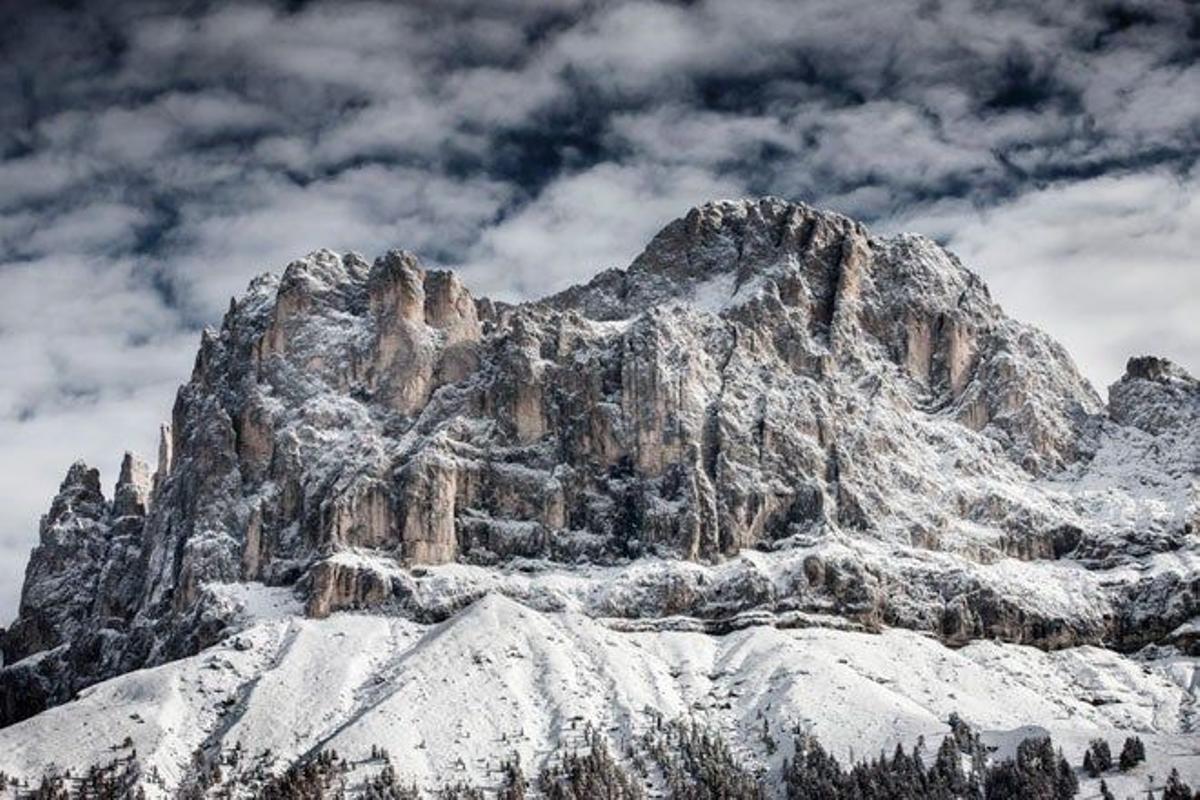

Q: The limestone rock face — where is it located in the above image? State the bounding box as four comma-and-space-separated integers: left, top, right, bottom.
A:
1, 197, 1195, 726
112, 453, 152, 518
303, 557, 393, 618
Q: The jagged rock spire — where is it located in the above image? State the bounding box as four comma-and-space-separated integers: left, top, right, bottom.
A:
113, 452, 152, 518
153, 423, 172, 496
43, 461, 105, 531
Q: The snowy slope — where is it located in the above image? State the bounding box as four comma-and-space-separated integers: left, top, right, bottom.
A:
1, 588, 1195, 798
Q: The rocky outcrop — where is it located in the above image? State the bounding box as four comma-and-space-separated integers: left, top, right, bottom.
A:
303, 557, 394, 618
1, 197, 1195, 726
3, 463, 113, 664
1109, 355, 1199, 434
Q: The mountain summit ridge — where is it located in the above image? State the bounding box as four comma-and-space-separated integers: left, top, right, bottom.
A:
1, 197, 1195, 732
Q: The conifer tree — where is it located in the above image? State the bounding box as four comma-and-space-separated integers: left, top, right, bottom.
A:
1119, 736, 1146, 771
1163, 768, 1193, 800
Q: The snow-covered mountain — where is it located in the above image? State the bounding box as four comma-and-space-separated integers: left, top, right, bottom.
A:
1, 198, 1196, 797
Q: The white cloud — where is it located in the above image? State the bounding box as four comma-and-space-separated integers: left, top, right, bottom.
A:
608, 107, 794, 167
0, 152, 91, 210
20, 202, 150, 256
461, 163, 744, 299
160, 164, 515, 314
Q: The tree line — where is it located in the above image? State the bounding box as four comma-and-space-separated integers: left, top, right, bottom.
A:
4, 715, 1193, 799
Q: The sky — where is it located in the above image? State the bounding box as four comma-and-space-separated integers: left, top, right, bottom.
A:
1, 0, 1197, 622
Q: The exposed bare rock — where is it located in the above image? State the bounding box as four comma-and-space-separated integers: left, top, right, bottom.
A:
1, 197, 1195, 727
303, 557, 394, 618
112, 453, 151, 518
1109, 355, 1200, 434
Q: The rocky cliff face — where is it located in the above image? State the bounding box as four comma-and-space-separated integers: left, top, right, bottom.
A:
2, 198, 1196, 726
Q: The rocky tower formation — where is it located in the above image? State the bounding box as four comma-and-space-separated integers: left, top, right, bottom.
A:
2, 198, 1196, 726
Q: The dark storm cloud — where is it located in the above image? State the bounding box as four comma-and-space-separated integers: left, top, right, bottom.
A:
1, 0, 1198, 618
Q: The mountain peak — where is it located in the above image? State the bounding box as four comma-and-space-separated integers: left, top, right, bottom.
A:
0, 197, 1187, 738
546, 196, 987, 330
44, 461, 105, 529
59, 460, 102, 497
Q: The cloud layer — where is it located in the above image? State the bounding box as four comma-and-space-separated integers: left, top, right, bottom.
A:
1, 0, 1197, 619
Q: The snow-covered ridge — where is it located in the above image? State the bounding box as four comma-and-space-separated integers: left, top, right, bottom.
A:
1, 587, 1196, 797
1, 198, 1196, 765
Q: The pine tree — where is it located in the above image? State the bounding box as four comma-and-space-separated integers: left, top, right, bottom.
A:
1119, 736, 1146, 771
538, 728, 644, 800
1055, 752, 1078, 800
948, 712, 974, 753
933, 734, 966, 795
984, 737, 1079, 800
1087, 739, 1113, 774
497, 756, 526, 800
1163, 768, 1193, 800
